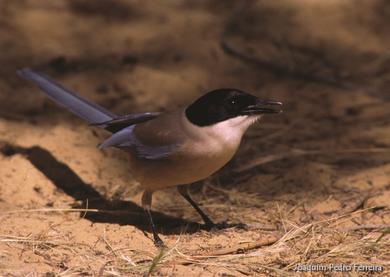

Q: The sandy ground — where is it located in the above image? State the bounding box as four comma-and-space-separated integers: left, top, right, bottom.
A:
0, 0, 389, 276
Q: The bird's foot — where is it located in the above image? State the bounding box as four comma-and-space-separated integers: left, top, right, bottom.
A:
153, 234, 166, 249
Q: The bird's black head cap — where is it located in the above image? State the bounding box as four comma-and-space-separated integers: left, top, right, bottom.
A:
185, 88, 282, 127
185, 89, 254, 127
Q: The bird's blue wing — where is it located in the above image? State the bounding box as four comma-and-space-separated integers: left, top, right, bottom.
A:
93, 112, 161, 133
98, 126, 177, 160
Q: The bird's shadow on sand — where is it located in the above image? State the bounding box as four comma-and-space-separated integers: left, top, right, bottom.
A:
0, 143, 209, 236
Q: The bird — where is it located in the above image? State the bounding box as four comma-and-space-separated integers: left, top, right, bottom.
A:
17, 68, 282, 247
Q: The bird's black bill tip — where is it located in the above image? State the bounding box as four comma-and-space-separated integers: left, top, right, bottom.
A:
241, 99, 283, 115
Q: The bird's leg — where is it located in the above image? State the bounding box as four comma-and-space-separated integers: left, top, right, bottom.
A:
142, 190, 165, 247
177, 185, 215, 228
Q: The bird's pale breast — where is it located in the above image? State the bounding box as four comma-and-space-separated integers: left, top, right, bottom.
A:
128, 110, 242, 191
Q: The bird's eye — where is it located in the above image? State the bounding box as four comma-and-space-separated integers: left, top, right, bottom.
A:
230, 97, 240, 105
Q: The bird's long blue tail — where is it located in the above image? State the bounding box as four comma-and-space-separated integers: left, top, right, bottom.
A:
17, 68, 116, 124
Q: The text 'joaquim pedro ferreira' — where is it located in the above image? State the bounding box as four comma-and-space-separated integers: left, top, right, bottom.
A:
294, 263, 384, 273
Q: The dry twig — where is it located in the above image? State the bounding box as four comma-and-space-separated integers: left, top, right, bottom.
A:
206, 235, 279, 256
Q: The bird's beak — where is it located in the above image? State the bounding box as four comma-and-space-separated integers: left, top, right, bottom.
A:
241, 99, 283, 115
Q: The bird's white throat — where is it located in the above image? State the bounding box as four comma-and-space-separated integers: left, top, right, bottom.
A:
199, 115, 261, 146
